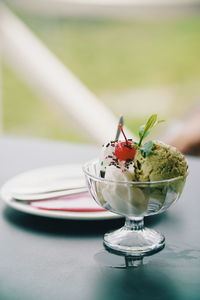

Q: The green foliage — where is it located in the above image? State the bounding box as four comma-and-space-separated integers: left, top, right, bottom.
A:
3, 12, 200, 142
2, 65, 86, 142
16, 14, 200, 92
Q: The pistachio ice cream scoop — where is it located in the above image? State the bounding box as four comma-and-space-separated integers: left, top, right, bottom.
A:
134, 140, 188, 182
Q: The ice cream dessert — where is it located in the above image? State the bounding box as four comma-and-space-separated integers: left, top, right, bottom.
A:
97, 114, 188, 216
100, 115, 188, 181
134, 140, 188, 182
83, 114, 188, 255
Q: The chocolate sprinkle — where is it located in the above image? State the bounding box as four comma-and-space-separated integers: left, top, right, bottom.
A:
100, 170, 105, 178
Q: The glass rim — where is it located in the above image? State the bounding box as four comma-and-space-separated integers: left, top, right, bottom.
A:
82, 159, 188, 185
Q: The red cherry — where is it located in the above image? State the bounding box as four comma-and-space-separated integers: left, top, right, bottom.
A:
114, 141, 136, 161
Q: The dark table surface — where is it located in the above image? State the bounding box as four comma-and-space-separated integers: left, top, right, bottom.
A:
0, 136, 200, 300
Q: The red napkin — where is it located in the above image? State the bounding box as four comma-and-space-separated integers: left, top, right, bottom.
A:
30, 192, 106, 212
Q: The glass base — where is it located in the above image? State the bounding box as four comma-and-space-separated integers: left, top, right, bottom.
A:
104, 224, 165, 256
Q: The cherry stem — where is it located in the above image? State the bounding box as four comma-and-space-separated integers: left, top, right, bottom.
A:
119, 124, 129, 145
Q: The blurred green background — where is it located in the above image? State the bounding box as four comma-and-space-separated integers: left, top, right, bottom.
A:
2, 7, 200, 142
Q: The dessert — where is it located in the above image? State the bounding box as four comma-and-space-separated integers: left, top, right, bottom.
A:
100, 114, 188, 182
98, 114, 188, 216
83, 114, 188, 255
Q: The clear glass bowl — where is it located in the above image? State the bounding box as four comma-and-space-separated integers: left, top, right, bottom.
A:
83, 159, 187, 256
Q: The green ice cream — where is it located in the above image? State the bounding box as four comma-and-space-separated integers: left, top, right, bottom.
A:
134, 140, 188, 181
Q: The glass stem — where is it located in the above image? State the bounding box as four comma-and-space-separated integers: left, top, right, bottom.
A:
125, 217, 144, 231
125, 256, 143, 268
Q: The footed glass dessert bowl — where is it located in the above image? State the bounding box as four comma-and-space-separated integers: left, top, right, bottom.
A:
83, 159, 187, 256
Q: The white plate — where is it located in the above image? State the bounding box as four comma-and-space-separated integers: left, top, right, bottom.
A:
0, 164, 120, 220
3, 164, 85, 194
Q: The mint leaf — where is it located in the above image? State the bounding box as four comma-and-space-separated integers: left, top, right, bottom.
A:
144, 141, 154, 153
138, 114, 165, 146
140, 141, 154, 158
144, 114, 158, 133
132, 142, 139, 149
139, 125, 144, 139
139, 125, 150, 140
